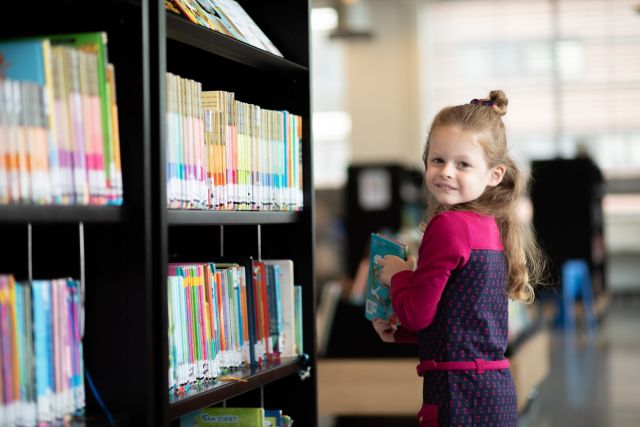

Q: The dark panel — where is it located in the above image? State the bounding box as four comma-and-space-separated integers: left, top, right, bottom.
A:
345, 164, 425, 277
530, 157, 606, 297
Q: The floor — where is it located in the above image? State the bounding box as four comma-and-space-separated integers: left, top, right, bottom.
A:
519, 295, 640, 427
319, 294, 640, 427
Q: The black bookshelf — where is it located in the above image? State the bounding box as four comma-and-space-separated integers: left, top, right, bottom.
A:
168, 357, 303, 420
161, 1, 316, 422
167, 209, 299, 225
166, 13, 307, 74
0, 205, 125, 223
1, 0, 316, 426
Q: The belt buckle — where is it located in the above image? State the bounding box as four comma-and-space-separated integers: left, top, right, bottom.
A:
474, 358, 485, 374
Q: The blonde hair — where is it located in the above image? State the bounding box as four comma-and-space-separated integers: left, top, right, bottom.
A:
422, 90, 546, 303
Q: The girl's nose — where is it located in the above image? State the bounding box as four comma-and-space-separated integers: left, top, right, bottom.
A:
441, 163, 455, 178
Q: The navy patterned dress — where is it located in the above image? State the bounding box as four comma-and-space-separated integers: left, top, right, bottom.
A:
390, 210, 517, 427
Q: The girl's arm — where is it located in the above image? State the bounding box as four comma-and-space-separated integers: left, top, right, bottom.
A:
389, 213, 471, 332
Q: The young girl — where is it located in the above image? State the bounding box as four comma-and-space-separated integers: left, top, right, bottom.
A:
373, 90, 546, 426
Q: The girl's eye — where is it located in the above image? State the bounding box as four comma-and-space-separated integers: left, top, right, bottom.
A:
431, 158, 443, 164
459, 161, 471, 168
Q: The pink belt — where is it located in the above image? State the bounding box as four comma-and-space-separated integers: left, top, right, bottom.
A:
416, 358, 509, 376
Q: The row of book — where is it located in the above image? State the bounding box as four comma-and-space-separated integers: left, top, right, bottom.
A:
168, 259, 303, 395
181, 406, 293, 427
0, 33, 123, 206
167, 0, 283, 57
166, 73, 303, 211
0, 275, 85, 427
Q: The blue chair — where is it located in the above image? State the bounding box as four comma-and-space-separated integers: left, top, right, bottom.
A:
557, 259, 597, 335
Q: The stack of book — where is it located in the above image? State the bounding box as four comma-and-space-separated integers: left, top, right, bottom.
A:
167, 0, 283, 57
166, 73, 303, 211
167, 259, 303, 396
0, 33, 123, 206
0, 275, 85, 426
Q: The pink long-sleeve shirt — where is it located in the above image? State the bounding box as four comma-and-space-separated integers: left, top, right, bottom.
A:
391, 210, 504, 343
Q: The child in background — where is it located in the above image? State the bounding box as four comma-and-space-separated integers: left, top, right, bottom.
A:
373, 90, 546, 426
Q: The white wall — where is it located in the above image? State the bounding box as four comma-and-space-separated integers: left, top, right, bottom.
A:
344, 0, 424, 168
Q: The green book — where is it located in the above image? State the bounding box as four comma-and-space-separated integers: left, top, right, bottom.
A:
364, 233, 407, 323
180, 407, 264, 426
48, 32, 117, 204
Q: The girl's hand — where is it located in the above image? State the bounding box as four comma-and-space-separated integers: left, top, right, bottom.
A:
377, 255, 416, 286
372, 318, 396, 343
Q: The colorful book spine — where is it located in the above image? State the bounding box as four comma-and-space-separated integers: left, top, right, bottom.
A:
0, 34, 123, 206
294, 285, 303, 356
264, 260, 295, 357
167, 259, 302, 393
172, 85, 303, 211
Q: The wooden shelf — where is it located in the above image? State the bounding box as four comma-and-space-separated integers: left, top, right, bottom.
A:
318, 358, 421, 416
510, 328, 550, 413
168, 357, 302, 420
0, 205, 125, 223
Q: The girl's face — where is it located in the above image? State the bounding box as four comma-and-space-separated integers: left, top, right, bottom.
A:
425, 125, 505, 206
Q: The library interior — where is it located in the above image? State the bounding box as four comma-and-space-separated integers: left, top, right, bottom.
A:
0, 0, 639, 427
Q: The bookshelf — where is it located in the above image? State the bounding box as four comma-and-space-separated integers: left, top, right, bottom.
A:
1, 1, 316, 426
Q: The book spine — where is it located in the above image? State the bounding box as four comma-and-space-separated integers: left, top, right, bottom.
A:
294, 285, 303, 355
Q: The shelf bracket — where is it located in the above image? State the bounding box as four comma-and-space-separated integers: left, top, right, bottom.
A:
27, 223, 33, 283
257, 224, 262, 261
220, 225, 224, 257
298, 367, 311, 381
298, 353, 311, 381
260, 385, 264, 408
79, 222, 86, 337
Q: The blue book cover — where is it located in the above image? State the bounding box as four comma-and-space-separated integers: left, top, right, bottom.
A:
364, 233, 407, 323
263, 260, 295, 357
206, 0, 249, 42
233, 267, 245, 360
264, 409, 282, 427
65, 278, 85, 412
32, 280, 53, 422
0, 39, 48, 84
265, 264, 282, 355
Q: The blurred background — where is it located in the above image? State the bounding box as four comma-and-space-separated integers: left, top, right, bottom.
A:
309, 1, 640, 426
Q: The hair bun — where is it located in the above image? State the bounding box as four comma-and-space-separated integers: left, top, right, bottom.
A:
489, 90, 508, 116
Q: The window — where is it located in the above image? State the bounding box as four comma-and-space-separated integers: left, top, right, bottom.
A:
419, 0, 640, 176
312, 7, 352, 188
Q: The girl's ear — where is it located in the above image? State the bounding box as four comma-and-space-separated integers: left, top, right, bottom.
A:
488, 164, 507, 187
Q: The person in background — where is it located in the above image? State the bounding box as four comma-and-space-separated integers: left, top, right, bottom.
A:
372, 90, 546, 426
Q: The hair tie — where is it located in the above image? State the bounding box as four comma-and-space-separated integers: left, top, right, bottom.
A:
470, 98, 495, 107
